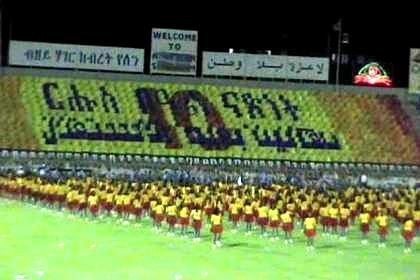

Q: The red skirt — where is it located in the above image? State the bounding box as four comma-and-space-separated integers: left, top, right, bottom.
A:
360, 223, 370, 233
378, 226, 388, 237
57, 194, 66, 204
47, 194, 54, 203
155, 213, 164, 223
282, 222, 294, 233
299, 209, 308, 219
304, 229, 316, 238
211, 224, 223, 234
257, 217, 269, 226
104, 202, 113, 211
142, 202, 150, 210
67, 201, 77, 210
116, 205, 124, 213
89, 205, 99, 215
179, 217, 189, 226
244, 213, 254, 223
339, 218, 349, 228
269, 220, 280, 228
350, 210, 358, 219
321, 216, 329, 226
132, 207, 142, 216
370, 209, 378, 218
402, 230, 415, 241
78, 202, 87, 210
192, 220, 202, 230
231, 214, 240, 222
253, 210, 259, 219
205, 207, 213, 216
166, 215, 177, 226
415, 220, 420, 230
330, 218, 338, 227
123, 205, 131, 213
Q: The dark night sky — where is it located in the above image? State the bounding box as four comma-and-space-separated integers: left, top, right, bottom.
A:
2, 1, 418, 87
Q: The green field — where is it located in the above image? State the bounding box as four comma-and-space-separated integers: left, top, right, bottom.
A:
0, 198, 418, 280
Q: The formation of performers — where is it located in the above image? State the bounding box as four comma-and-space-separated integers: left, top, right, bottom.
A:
0, 175, 418, 252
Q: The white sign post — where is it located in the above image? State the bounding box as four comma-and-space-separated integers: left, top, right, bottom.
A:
202, 51, 329, 81
9, 41, 144, 73
150, 28, 198, 76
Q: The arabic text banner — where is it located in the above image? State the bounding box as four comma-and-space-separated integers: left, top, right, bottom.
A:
202, 52, 246, 77
8, 41, 145, 73
409, 49, 420, 94
1, 75, 419, 165
202, 52, 329, 81
150, 28, 198, 76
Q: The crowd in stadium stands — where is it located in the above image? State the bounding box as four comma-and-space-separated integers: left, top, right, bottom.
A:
0, 175, 418, 252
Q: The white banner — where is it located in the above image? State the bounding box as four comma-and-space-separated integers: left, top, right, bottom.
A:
203, 52, 329, 81
202, 52, 246, 77
8, 41, 144, 73
409, 49, 420, 94
150, 28, 198, 76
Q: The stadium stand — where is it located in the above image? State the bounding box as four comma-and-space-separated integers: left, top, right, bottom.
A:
1, 67, 420, 167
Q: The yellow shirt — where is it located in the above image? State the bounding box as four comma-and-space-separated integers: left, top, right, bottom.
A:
281, 212, 292, 223
141, 194, 149, 203
397, 209, 408, 218
211, 214, 222, 225
194, 197, 203, 206
115, 196, 124, 205
304, 217, 316, 230
78, 194, 86, 203
414, 211, 420, 221
268, 209, 279, 221
364, 203, 373, 212
66, 191, 76, 202
191, 209, 202, 220
403, 220, 414, 231
88, 196, 98, 206
359, 213, 370, 224
180, 207, 189, 218
166, 205, 177, 216
161, 196, 170, 206
49, 185, 58, 194
230, 204, 239, 215
251, 201, 259, 210
339, 208, 350, 219
123, 196, 131, 205
106, 193, 114, 203
57, 185, 66, 195
376, 216, 388, 227
155, 204, 164, 215
99, 191, 107, 201
349, 202, 357, 211
150, 200, 157, 210
329, 208, 339, 219
258, 206, 269, 218
244, 205, 253, 215
320, 207, 328, 217
133, 199, 141, 208
287, 203, 296, 212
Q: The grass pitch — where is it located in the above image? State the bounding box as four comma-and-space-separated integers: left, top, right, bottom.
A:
0, 198, 418, 280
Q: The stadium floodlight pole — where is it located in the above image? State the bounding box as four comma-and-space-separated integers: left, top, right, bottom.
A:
335, 18, 342, 94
